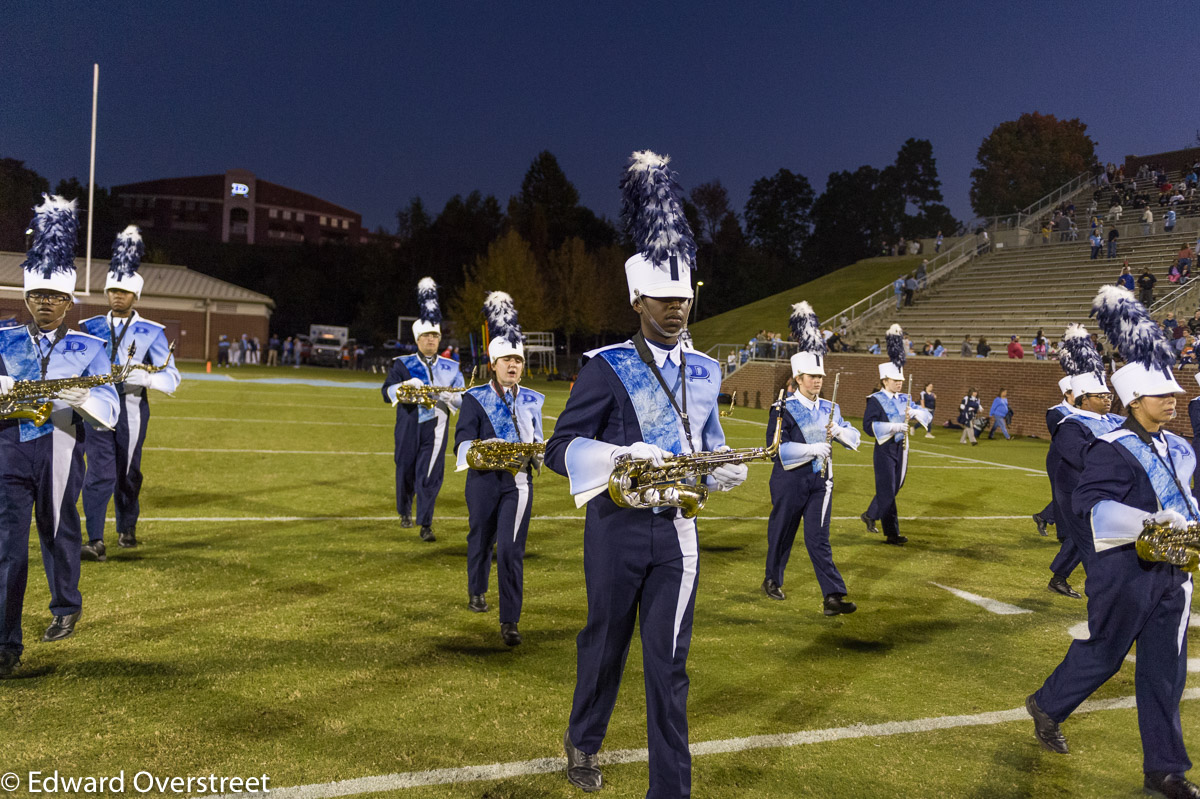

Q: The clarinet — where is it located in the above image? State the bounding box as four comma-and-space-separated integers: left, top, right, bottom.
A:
903, 375, 914, 448
822, 372, 840, 479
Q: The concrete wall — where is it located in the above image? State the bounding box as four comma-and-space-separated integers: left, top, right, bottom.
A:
721, 353, 1196, 439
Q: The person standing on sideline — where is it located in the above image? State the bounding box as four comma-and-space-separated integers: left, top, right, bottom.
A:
919, 383, 936, 437
1027, 285, 1200, 799
860, 324, 932, 545
987, 389, 1012, 440
79, 226, 181, 560
266, 334, 279, 366
454, 292, 544, 647
0, 196, 120, 677
761, 301, 861, 614
381, 278, 464, 542
958, 388, 981, 444
547, 151, 746, 797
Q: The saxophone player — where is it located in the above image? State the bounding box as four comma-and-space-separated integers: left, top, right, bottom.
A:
381, 278, 464, 542
79, 226, 180, 560
0, 196, 119, 678
762, 302, 860, 614
546, 152, 746, 797
861, 324, 931, 545
1028, 286, 1200, 798
453, 292, 544, 646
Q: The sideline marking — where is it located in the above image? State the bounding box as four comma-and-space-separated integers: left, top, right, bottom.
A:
154, 415, 393, 428
200, 690, 1200, 798
133, 514, 1043, 524
910, 447, 1043, 475
929, 582, 1032, 615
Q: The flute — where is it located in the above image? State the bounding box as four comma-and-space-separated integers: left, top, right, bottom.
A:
822, 372, 840, 479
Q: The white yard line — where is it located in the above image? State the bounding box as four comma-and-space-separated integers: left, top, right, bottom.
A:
200, 690, 1199, 798
133, 514, 1038, 524
154, 416, 393, 428
929, 582, 1033, 615
909, 447, 1044, 475
143, 447, 394, 456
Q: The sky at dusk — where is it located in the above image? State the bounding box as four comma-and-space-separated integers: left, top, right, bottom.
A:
3, 1, 1198, 234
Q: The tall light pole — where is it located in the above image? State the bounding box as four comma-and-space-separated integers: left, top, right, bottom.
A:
692, 281, 704, 321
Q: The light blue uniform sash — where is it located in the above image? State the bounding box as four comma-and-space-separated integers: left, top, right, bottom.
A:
595, 347, 685, 455
1061, 413, 1123, 439
870, 390, 909, 442
785, 396, 830, 473
1112, 430, 1200, 520
0, 327, 104, 441
401, 354, 462, 423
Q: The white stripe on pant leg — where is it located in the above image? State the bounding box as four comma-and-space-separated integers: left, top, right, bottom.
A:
1179, 576, 1194, 654
51, 423, 76, 536
670, 515, 699, 659
820, 478, 833, 528
899, 437, 909, 490
512, 472, 529, 542
427, 410, 447, 479
124, 391, 143, 474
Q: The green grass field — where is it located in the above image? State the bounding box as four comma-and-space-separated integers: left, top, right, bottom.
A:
3, 364, 1197, 798
689, 255, 925, 348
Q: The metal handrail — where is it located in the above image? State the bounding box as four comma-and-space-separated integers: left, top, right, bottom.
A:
1151, 278, 1200, 317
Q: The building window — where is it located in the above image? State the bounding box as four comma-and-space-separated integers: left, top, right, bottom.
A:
320, 216, 328, 225
296, 212, 304, 222
268, 208, 278, 219
282, 210, 291, 220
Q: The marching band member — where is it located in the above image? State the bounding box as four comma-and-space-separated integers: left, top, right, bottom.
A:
454, 292, 544, 646
860, 324, 931, 545
1190, 374, 1200, 505
546, 151, 746, 797
0, 196, 119, 677
381, 278, 464, 542
762, 301, 860, 615
1028, 286, 1199, 799
1033, 362, 1077, 538
79, 226, 180, 560
1044, 325, 1121, 599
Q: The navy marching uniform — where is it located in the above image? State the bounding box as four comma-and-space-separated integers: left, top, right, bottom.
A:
80, 310, 179, 550
1049, 407, 1123, 571
1034, 386, 1074, 536
862, 387, 931, 544
1190, 388, 1200, 505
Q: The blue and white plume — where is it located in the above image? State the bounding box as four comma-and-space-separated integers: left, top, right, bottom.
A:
1060, 323, 1107, 396
485, 291, 524, 363
21, 194, 78, 295
105, 225, 146, 297
620, 150, 697, 305
411, 277, 442, 338
788, 300, 827, 377
879, 323, 906, 381
1091, 284, 1182, 404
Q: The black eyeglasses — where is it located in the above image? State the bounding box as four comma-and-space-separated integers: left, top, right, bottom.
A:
27, 292, 71, 305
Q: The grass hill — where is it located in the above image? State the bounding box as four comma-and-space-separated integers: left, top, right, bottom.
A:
689, 255, 925, 351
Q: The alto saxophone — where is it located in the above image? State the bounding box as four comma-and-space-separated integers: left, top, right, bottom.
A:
0, 344, 137, 427
465, 440, 546, 474
608, 390, 785, 518
127, 340, 176, 373
1137, 518, 1200, 572
392, 378, 474, 409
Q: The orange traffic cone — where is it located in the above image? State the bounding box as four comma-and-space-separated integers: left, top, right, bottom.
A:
206, 361, 212, 373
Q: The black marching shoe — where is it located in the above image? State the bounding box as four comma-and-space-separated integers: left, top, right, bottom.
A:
1032, 513, 1049, 537
1048, 575, 1082, 599
400, 514, 413, 529
468, 594, 488, 613
762, 578, 786, 601
823, 594, 857, 616
1026, 694, 1069, 754
885, 535, 908, 546
419, 525, 436, 542
1145, 772, 1200, 798
500, 623, 522, 647
860, 512, 878, 533
117, 529, 138, 548
42, 611, 81, 642
80, 540, 107, 562
0, 650, 20, 678
564, 730, 602, 793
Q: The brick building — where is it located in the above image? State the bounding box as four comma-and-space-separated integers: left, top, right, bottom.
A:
0, 251, 273, 362
111, 169, 363, 246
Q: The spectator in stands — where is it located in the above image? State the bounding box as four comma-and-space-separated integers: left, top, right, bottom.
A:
1106, 202, 1123, 222
1089, 230, 1103, 259
1007, 335, 1025, 359
932, 339, 946, 357
920, 383, 936, 439
1163, 312, 1178, 334
1138, 267, 1157, 305
902, 333, 914, 354
1183, 335, 1197, 365
1033, 329, 1048, 360
1165, 208, 1177, 233
868, 338, 881, 355
904, 273, 917, 306
958, 388, 981, 445
987, 389, 1012, 441
916, 259, 928, 289
1118, 264, 1135, 291
1187, 310, 1200, 337
935, 231, 943, 253
1107, 227, 1120, 259
1168, 262, 1182, 284
960, 334, 973, 358
1179, 244, 1193, 274
725, 350, 736, 375
977, 336, 991, 358
894, 276, 904, 310
1041, 221, 1051, 244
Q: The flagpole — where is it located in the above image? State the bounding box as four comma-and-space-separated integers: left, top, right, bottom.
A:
83, 63, 99, 297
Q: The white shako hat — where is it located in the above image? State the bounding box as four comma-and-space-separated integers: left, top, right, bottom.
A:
620, 150, 697, 304
1091, 285, 1183, 404
21, 194, 78, 296
1058, 323, 1109, 396
411, 277, 442, 339
484, 291, 524, 363
1057, 376, 1074, 394
788, 300, 826, 376
104, 225, 145, 297
878, 323, 905, 381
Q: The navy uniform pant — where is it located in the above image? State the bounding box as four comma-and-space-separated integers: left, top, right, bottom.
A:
1039, 500, 1055, 525
1035, 550, 1192, 775
394, 410, 449, 526
465, 470, 532, 623
866, 441, 904, 537
1049, 537, 1083, 580
82, 391, 149, 541
765, 467, 846, 597
569, 503, 698, 799
0, 424, 86, 656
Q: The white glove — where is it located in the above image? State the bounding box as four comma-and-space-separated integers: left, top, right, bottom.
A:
0, 376, 13, 396
57, 386, 91, 408
829, 425, 852, 445
612, 441, 671, 467
800, 442, 832, 460
711, 462, 748, 490
403, 377, 425, 387
123, 370, 151, 388
885, 422, 909, 435
1149, 509, 1190, 531
437, 391, 457, 403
